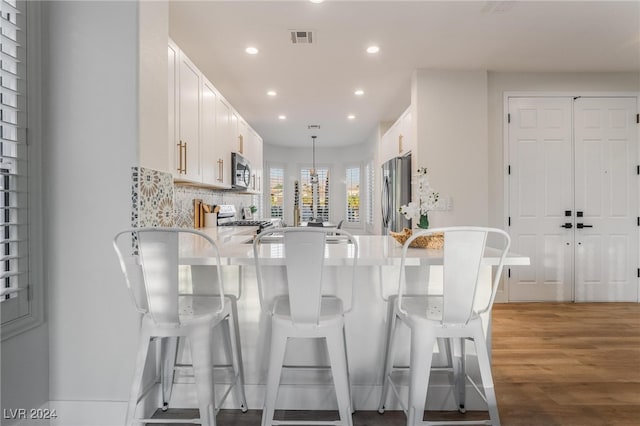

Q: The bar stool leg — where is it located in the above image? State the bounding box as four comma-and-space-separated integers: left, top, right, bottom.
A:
341, 326, 355, 414
377, 299, 399, 413
326, 326, 354, 426
474, 328, 500, 426
190, 327, 217, 426
160, 336, 179, 411
227, 298, 248, 411
262, 325, 288, 426
126, 329, 151, 426
407, 332, 435, 426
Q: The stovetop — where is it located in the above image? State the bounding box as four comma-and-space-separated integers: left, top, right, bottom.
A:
218, 220, 273, 227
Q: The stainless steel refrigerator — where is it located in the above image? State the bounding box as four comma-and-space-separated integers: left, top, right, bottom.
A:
381, 154, 411, 234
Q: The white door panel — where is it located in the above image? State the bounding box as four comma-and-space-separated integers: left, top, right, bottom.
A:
508, 98, 574, 301
574, 97, 638, 301
508, 96, 638, 302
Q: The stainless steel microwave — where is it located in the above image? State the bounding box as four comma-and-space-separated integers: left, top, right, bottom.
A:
231, 152, 251, 189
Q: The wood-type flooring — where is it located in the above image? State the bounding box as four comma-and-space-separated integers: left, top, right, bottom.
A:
151, 303, 640, 425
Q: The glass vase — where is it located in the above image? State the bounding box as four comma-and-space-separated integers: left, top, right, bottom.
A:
418, 213, 429, 229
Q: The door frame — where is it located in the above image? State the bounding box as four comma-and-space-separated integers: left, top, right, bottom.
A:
503, 91, 640, 302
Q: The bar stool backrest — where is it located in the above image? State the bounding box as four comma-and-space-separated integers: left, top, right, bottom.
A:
284, 229, 327, 324
399, 227, 510, 326
254, 227, 359, 325
442, 229, 487, 324
113, 227, 224, 327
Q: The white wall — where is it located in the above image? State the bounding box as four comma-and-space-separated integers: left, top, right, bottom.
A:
487, 72, 640, 229
43, 0, 140, 418
139, 1, 169, 171
263, 142, 375, 232
412, 69, 489, 227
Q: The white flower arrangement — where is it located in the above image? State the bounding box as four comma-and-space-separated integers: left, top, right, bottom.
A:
399, 167, 440, 229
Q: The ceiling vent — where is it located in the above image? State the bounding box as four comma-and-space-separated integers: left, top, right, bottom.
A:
290, 30, 314, 44
307, 125, 321, 130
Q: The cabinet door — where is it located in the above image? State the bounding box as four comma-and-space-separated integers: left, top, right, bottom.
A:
201, 79, 227, 187
253, 131, 263, 194
245, 128, 262, 193
168, 42, 179, 176
215, 98, 232, 187
177, 53, 202, 181
233, 113, 243, 155
379, 121, 400, 164
399, 109, 413, 156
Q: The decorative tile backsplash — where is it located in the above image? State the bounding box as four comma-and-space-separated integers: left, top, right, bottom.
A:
174, 185, 255, 227
132, 166, 258, 229
132, 167, 174, 227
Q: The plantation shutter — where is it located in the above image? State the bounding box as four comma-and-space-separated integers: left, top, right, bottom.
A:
269, 167, 284, 218
0, 0, 29, 324
301, 167, 329, 222
346, 166, 360, 223
365, 161, 374, 225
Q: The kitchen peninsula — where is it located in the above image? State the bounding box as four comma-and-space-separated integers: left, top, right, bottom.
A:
173, 228, 529, 411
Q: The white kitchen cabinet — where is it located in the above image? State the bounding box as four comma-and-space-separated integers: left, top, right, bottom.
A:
247, 128, 263, 194
168, 39, 263, 190
379, 120, 400, 164
209, 96, 232, 188
379, 106, 413, 164
168, 44, 202, 182
201, 78, 231, 188
399, 108, 413, 157
167, 41, 178, 176
233, 113, 243, 155
178, 54, 202, 181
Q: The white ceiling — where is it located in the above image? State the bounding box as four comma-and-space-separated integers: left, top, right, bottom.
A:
169, 1, 640, 148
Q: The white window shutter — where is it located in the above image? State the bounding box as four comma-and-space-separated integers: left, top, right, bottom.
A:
1, 0, 30, 325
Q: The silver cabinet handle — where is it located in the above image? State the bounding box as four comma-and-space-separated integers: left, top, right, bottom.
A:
217, 159, 224, 182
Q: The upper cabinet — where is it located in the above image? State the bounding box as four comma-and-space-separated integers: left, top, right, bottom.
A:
245, 127, 263, 193
168, 40, 202, 181
168, 39, 263, 193
201, 78, 224, 186
399, 108, 412, 157
211, 95, 233, 188
379, 106, 413, 164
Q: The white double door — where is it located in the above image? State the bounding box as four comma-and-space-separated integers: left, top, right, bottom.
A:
508, 96, 639, 302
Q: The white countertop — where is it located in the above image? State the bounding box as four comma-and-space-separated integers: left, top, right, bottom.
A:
179, 231, 530, 267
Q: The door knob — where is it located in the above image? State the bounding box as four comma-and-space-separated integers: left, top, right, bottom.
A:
576, 223, 592, 229
561, 223, 573, 229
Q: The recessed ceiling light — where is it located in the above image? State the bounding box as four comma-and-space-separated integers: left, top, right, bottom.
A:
267, 90, 277, 96
366, 45, 380, 54
309, 0, 325, 3
354, 89, 364, 96
245, 46, 259, 55
278, 115, 286, 120
348, 114, 356, 120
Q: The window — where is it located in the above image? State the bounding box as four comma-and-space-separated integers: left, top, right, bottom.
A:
1, 0, 35, 336
269, 166, 284, 218
346, 166, 360, 223
300, 167, 329, 222
365, 161, 374, 225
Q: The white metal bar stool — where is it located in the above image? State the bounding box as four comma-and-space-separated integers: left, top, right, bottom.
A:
113, 227, 248, 426
377, 227, 510, 426
253, 227, 359, 426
